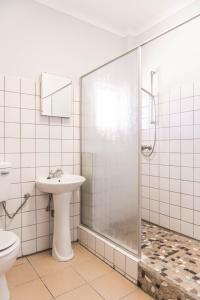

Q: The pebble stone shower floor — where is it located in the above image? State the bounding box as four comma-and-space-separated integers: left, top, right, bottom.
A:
140, 221, 200, 300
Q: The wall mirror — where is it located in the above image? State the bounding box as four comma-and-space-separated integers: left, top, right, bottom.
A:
40, 72, 73, 117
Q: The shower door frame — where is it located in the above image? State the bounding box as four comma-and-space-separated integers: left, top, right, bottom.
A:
79, 12, 200, 259
80, 47, 142, 258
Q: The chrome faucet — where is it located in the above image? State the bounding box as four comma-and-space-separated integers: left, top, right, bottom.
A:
47, 168, 63, 179
141, 145, 153, 151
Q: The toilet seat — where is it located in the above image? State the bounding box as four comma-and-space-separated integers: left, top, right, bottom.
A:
0, 231, 18, 254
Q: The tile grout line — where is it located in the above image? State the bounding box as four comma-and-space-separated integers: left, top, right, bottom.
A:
35, 80, 38, 252
192, 82, 195, 237
72, 90, 75, 240
3, 76, 5, 161
19, 79, 23, 255
3, 76, 6, 229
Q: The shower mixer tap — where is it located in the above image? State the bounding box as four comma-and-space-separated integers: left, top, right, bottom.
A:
141, 145, 153, 151
47, 168, 63, 179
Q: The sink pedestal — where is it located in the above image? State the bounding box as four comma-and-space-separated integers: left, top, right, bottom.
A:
36, 173, 85, 261
52, 192, 74, 261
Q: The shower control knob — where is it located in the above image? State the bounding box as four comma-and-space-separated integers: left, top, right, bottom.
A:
141, 145, 152, 151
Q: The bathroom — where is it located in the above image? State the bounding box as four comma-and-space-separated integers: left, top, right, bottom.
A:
0, 0, 200, 299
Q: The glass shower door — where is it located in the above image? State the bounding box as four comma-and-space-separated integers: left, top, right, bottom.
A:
81, 49, 141, 256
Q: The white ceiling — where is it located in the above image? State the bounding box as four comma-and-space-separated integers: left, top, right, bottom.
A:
35, 0, 195, 36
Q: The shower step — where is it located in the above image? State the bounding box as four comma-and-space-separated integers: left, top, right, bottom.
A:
140, 221, 200, 300
138, 262, 198, 300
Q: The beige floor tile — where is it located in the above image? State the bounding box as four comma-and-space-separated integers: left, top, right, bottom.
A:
55, 284, 104, 300
70, 245, 96, 266
8, 245, 147, 300
27, 250, 52, 262
122, 289, 153, 300
28, 250, 71, 277
72, 243, 94, 256
27, 244, 95, 275
14, 257, 27, 267
91, 271, 136, 300
7, 261, 38, 288
73, 256, 113, 282
10, 278, 53, 300
72, 243, 88, 254
41, 266, 85, 297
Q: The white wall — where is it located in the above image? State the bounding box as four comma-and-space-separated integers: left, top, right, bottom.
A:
141, 16, 200, 94
0, 0, 125, 256
126, 0, 200, 51
0, 0, 125, 81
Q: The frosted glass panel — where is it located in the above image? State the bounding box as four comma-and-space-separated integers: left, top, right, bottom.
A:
81, 49, 140, 256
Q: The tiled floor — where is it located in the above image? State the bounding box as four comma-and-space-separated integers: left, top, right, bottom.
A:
7, 243, 152, 300
140, 221, 200, 300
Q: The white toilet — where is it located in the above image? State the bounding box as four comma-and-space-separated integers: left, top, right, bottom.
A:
0, 162, 20, 300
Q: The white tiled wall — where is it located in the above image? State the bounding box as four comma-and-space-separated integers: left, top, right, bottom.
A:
0, 75, 80, 256
141, 80, 200, 240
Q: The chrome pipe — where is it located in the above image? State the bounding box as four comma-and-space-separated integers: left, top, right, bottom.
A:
141, 87, 154, 98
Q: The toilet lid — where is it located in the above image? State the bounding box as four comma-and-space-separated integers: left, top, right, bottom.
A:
0, 231, 18, 251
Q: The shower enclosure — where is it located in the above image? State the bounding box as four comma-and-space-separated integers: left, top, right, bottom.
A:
81, 48, 141, 257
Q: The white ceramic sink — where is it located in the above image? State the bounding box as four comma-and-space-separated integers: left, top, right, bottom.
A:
36, 174, 85, 194
36, 174, 86, 262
